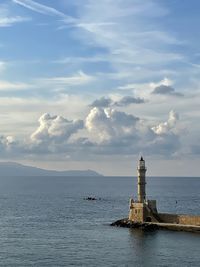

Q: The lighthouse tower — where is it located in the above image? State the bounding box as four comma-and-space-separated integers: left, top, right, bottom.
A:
137, 157, 146, 203
129, 157, 158, 222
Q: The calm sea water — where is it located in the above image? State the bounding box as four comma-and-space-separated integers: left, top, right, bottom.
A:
0, 176, 199, 266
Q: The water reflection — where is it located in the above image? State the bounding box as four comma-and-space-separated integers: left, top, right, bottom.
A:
128, 229, 163, 267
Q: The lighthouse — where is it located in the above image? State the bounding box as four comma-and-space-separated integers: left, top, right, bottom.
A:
137, 157, 146, 203
129, 157, 158, 222
112, 157, 200, 230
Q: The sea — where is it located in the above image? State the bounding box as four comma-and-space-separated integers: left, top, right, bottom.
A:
0, 176, 199, 267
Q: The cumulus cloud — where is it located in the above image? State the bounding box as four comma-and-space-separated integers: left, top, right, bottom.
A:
24, 109, 181, 157
31, 113, 84, 146
84, 107, 182, 156
85, 107, 139, 143
0, 108, 183, 159
133, 110, 181, 156
152, 110, 179, 135
152, 85, 183, 97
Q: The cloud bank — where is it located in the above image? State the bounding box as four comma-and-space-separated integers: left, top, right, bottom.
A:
0, 103, 182, 160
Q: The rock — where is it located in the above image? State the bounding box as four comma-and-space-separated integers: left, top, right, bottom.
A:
110, 218, 129, 227
110, 219, 159, 231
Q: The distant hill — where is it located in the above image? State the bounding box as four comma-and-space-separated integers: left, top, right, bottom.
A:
0, 162, 102, 177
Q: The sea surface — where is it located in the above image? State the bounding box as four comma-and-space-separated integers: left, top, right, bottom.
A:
0, 176, 199, 266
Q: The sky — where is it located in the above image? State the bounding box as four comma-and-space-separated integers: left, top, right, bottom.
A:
0, 0, 200, 176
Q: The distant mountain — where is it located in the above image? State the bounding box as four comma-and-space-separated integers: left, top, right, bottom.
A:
0, 162, 102, 177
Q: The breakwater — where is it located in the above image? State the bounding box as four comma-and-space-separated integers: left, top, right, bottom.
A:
111, 218, 200, 233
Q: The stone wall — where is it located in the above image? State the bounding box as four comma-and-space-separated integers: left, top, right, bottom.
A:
158, 213, 200, 226
178, 215, 200, 226
158, 213, 179, 223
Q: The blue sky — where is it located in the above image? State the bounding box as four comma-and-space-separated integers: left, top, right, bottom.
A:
0, 0, 200, 176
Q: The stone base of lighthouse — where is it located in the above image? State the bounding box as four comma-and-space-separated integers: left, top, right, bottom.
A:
129, 199, 158, 223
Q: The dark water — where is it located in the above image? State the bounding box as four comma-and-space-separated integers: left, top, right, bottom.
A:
0, 176, 199, 266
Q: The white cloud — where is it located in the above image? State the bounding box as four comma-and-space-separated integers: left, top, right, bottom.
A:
0, 16, 30, 27
73, 0, 183, 71
84, 106, 182, 157
0, 80, 32, 90
0, 5, 30, 27
150, 77, 173, 89
85, 107, 139, 143
54, 55, 109, 64
0, 94, 89, 138
31, 113, 84, 146
0, 71, 94, 93
39, 71, 95, 86
0, 106, 186, 160
118, 77, 176, 99
118, 77, 174, 91
13, 0, 75, 23
152, 110, 179, 135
